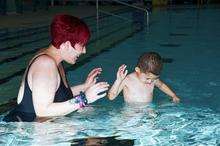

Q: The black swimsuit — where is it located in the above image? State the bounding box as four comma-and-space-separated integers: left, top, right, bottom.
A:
3, 54, 73, 122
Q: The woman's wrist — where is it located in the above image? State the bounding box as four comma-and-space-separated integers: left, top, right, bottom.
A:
172, 94, 178, 99
69, 91, 88, 108
83, 83, 90, 91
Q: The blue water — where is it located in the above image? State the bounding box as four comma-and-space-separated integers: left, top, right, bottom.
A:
0, 5, 220, 146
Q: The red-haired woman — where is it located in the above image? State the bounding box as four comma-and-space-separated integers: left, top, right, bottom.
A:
3, 14, 109, 122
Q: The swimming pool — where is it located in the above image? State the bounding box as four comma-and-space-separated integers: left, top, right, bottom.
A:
0, 5, 220, 146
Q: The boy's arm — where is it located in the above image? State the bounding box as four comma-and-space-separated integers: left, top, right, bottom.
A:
155, 79, 180, 103
108, 78, 126, 100
108, 64, 128, 100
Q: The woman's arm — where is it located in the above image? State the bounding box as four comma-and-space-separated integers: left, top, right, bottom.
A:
71, 83, 87, 96
31, 58, 80, 117
32, 58, 109, 117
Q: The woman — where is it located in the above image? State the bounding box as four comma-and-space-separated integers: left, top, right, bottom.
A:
3, 14, 109, 122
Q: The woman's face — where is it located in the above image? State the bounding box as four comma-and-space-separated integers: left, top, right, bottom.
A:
61, 41, 86, 64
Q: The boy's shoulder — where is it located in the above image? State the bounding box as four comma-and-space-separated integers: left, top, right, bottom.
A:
127, 72, 137, 77
125, 72, 138, 82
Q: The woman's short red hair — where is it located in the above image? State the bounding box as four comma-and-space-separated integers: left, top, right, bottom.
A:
50, 14, 90, 49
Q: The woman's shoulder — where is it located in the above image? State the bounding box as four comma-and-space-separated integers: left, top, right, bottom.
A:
29, 54, 57, 72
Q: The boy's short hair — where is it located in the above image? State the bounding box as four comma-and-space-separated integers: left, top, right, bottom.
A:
137, 52, 163, 75
50, 14, 90, 49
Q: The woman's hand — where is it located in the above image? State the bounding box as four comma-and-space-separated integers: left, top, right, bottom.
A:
84, 68, 102, 90
85, 82, 109, 104
116, 64, 128, 82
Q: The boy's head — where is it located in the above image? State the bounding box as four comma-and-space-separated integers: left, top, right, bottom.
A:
135, 52, 163, 84
137, 52, 163, 75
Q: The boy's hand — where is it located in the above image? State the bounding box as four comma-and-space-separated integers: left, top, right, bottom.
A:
116, 64, 128, 82
84, 68, 102, 90
172, 96, 180, 103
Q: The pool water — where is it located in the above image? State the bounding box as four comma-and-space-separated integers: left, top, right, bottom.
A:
1, 5, 220, 146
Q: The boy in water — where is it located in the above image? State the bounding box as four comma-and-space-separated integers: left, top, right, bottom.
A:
108, 52, 180, 104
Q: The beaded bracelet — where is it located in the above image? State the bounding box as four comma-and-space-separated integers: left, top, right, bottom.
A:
71, 91, 88, 108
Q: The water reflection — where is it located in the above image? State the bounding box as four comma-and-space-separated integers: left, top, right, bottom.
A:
70, 136, 134, 146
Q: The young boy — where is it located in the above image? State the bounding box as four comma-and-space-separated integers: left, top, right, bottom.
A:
108, 52, 180, 104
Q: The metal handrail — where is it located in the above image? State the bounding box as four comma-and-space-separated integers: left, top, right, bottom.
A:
96, 0, 150, 29
112, 0, 149, 18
